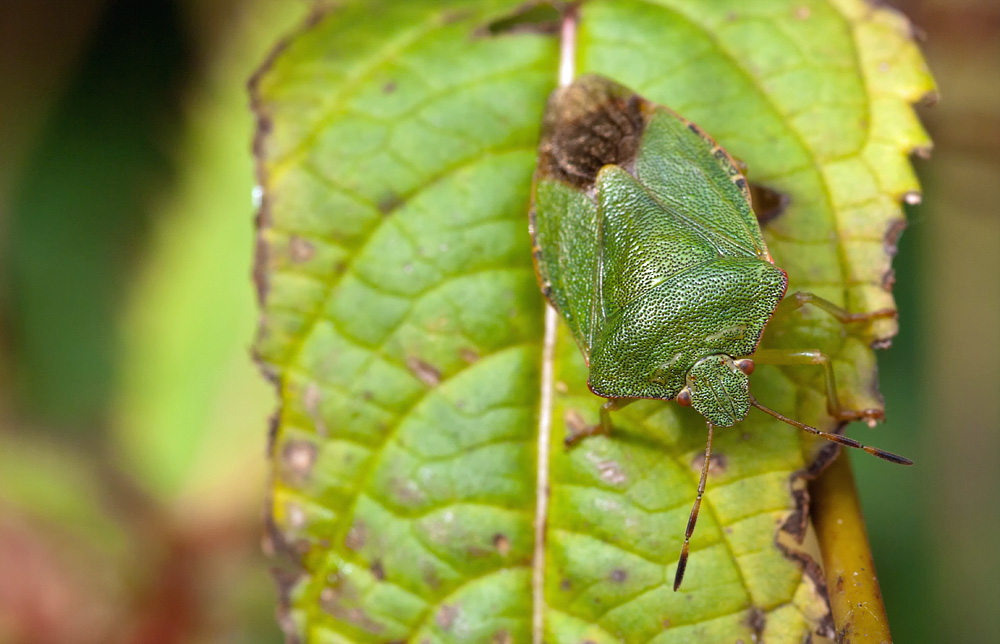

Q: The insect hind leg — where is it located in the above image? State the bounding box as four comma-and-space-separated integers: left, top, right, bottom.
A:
792, 291, 897, 324
564, 397, 637, 447
751, 349, 883, 426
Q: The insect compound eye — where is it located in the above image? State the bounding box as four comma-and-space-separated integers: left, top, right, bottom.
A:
676, 387, 693, 407
735, 359, 755, 375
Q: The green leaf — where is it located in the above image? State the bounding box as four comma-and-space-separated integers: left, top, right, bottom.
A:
253, 1, 932, 642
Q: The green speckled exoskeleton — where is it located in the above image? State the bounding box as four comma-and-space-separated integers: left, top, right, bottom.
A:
529, 75, 911, 591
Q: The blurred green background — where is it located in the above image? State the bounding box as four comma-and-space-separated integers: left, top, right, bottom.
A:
0, 1, 995, 643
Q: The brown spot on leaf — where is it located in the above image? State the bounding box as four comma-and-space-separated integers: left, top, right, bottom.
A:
281, 440, 317, 484
750, 182, 791, 226
303, 382, 328, 436
382, 81, 396, 93
377, 192, 402, 215
370, 560, 385, 580
436, 604, 460, 630
492, 533, 511, 556
881, 268, 896, 292
564, 409, 588, 436
883, 218, 907, 257
782, 471, 811, 542
344, 521, 367, 550
460, 347, 480, 363
318, 574, 385, 633
586, 452, 627, 485
266, 410, 281, 457
746, 606, 766, 640
492, 629, 512, 644
406, 356, 441, 386
288, 235, 315, 263
692, 450, 727, 475
480, 2, 560, 36
253, 235, 271, 303
537, 75, 649, 191
609, 568, 627, 583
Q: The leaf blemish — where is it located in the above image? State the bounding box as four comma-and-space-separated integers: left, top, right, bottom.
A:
609, 568, 628, 583
436, 604, 460, 630
344, 521, 367, 550
585, 451, 627, 485
406, 356, 441, 386
286, 502, 306, 529
382, 80, 396, 93
377, 192, 402, 215
746, 606, 766, 639
693, 450, 727, 475
281, 440, 318, 483
370, 560, 385, 580
492, 533, 511, 556
288, 234, 314, 263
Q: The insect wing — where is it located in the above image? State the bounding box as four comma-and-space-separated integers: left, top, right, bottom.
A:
530, 179, 599, 351
635, 110, 770, 262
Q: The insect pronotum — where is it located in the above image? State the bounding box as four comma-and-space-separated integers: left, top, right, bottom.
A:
529, 74, 911, 591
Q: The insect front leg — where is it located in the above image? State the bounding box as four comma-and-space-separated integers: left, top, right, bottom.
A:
791, 291, 897, 324
751, 349, 883, 426
564, 397, 637, 447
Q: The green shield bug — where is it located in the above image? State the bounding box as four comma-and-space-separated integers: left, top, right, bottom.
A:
529, 75, 912, 591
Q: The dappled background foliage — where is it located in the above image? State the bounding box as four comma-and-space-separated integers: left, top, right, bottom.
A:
0, 1, 996, 643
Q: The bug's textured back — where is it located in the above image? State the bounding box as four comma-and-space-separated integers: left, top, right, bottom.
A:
531, 75, 786, 401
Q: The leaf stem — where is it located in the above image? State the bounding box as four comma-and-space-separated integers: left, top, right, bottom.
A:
810, 449, 894, 643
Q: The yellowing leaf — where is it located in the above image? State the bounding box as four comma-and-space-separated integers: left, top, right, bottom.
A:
252, 1, 932, 642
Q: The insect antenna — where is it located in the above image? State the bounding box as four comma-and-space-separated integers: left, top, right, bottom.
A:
748, 396, 913, 465
674, 421, 714, 591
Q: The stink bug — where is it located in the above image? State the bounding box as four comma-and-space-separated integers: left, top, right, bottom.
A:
529, 75, 911, 591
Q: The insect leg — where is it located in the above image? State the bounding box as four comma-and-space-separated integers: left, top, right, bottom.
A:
564, 397, 636, 447
751, 349, 883, 426
791, 291, 897, 324
674, 421, 714, 591
750, 396, 912, 465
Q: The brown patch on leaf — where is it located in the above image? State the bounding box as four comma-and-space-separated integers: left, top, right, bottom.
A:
459, 347, 480, 363
303, 382, 328, 436
436, 604, 460, 630
692, 450, 727, 476
609, 568, 628, 583
746, 606, 766, 640
288, 235, 315, 263
319, 583, 384, 633
281, 440, 318, 484
479, 2, 561, 36
749, 183, 791, 226
377, 192, 403, 215
771, 445, 839, 640
883, 218, 907, 257
493, 629, 512, 644
781, 474, 811, 542
406, 356, 441, 387
536, 75, 649, 191
564, 409, 588, 436
881, 268, 896, 292
382, 81, 396, 94
370, 560, 385, 580
492, 533, 511, 556
265, 410, 281, 457
344, 521, 367, 551
585, 451, 628, 485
